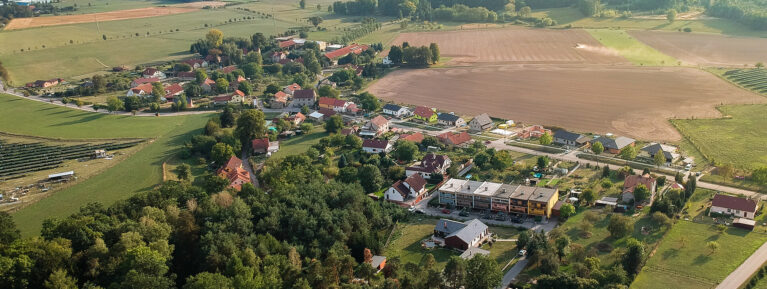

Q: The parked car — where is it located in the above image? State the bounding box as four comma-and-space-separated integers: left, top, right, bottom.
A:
442, 209, 452, 214
459, 210, 470, 217
415, 209, 425, 214
511, 216, 523, 223
518, 249, 527, 257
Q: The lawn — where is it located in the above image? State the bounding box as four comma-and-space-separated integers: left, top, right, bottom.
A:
0, 93, 214, 236
630, 221, 767, 289
671, 104, 767, 170
586, 29, 679, 66
51, 0, 167, 14
384, 217, 520, 270
269, 128, 329, 159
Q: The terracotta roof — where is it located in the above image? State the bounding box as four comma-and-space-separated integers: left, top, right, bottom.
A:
273, 91, 288, 102
279, 40, 296, 48
319, 97, 342, 107
177, 71, 195, 78
324, 43, 369, 60
400, 132, 424, 143
142, 67, 159, 75
131, 83, 153, 94
252, 138, 271, 150
183, 58, 206, 66
363, 139, 389, 149
219, 65, 237, 73
623, 174, 656, 193
285, 83, 301, 92
214, 95, 233, 102
318, 107, 336, 116
216, 156, 242, 175
132, 77, 159, 85
437, 131, 471, 146
370, 115, 389, 127
164, 83, 184, 97
414, 106, 435, 119
293, 89, 316, 99
712, 194, 758, 213
233, 90, 245, 97
203, 78, 216, 85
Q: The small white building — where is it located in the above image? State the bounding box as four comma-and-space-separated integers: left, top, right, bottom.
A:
382, 103, 410, 118
362, 139, 392, 154
384, 173, 427, 203
710, 194, 759, 220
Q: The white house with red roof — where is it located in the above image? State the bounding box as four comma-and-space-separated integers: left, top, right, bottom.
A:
271, 51, 287, 63
406, 154, 452, 180
361, 115, 390, 137
385, 173, 428, 204
283, 83, 302, 96
163, 83, 184, 100
201, 78, 216, 92
127, 83, 153, 97
710, 194, 759, 219
323, 44, 369, 65
362, 139, 393, 154
216, 156, 251, 191
131, 77, 159, 88
142, 68, 166, 79
182, 58, 208, 69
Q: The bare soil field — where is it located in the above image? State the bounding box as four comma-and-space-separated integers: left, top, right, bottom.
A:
368, 65, 764, 141
3, 1, 225, 30
389, 28, 629, 65
629, 30, 767, 66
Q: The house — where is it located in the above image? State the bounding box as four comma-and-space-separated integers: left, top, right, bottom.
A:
341, 126, 359, 136
216, 156, 251, 190
292, 89, 316, 108
323, 43, 370, 65
131, 77, 159, 87
27, 78, 62, 88
319, 97, 352, 113
593, 136, 636, 154
433, 219, 489, 250
213, 90, 245, 105
163, 83, 184, 100
469, 113, 493, 133
413, 106, 437, 123
640, 143, 680, 163
271, 91, 289, 109
219, 65, 237, 74
182, 58, 208, 69
283, 83, 302, 96
384, 173, 428, 204
360, 115, 390, 137
362, 139, 392, 154
320, 78, 337, 88
437, 178, 560, 218
438, 113, 466, 127
201, 78, 216, 92
400, 132, 424, 143
177, 71, 196, 81
519, 125, 551, 139
284, 112, 306, 126
279, 40, 297, 49
710, 194, 759, 219
621, 174, 657, 203
271, 51, 287, 63
553, 130, 588, 147
127, 83, 153, 97
318, 108, 337, 118
382, 103, 410, 118
252, 138, 279, 154
437, 131, 472, 147
406, 154, 451, 180
308, 111, 325, 122
142, 68, 166, 79
370, 256, 386, 272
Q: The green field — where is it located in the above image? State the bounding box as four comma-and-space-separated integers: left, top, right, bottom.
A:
671, 104, 767, 169
533, 7, 767, 38
51, 0, 167, 14
721, 69, 767, 96
586, 29, 679, 66
0, 94, 213, 236
270, 129, 329, 159
631, 221, 767, 289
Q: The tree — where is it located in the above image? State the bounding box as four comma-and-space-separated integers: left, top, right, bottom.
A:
44, 269, 78, 289
539, 132, 553, 145
519, 6, 532, 17
235, 109, 266, 151
176, 163, 191, 180
106, 96, 124, 113
707, 241, 720, 255
299, 0, 306, 9
318, 85, 340, 98
211, 143, 235, 165
206, 29, 224, 47
358, 164, 383, 193
757, 62, 765, 69
653, 149, 667, 167
667, 9, 677, 22
389, 46, 403, 64
583, 189, 596, 205
308, 16, 323, 27
651, 211, 671, 229
324, 115, 344, 133
618, 145, 637, 160
555, 236, 570, 261
607, 214, 632, 238
195, 69, 208, 84
466, 254, 502, 289
184, 272, 232, 289
215, 78, 229, 94
151, 82, 165, 102
537, 156, 549, 169
621, 238, 644, 277
443, 256, 467, 289
429, 43, 440, 64
591, 141, 604, 155
559, 203, 576, 219
752, 167, 767, 185
238, 81, 253, 96
393, 140, 418, 162
633, 184, 650, 204
220, 106, 235, 128
0, 211, 20, 244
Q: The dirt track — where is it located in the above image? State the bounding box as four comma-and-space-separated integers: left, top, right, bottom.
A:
4, 1, 225, 30
367, 65, 765, 141
390, 28, 629, 65
630, 30, 767, 66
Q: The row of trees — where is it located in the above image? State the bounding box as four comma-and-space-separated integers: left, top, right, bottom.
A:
334, 0, 512, 17
708, 0, 767, 30
388, 42, 441, 66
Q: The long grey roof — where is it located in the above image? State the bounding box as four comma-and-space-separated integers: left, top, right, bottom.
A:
641, 143, 673, 160
593, 136, 635, 150
553, 130, 583, 142
383, 103, 402, 111
471, 113, 493, 126
446, 219, 488, 244
434, 219, 467, 235
438, 113, 462, 122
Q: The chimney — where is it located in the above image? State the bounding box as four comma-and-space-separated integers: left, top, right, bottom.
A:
444, 222, 447, 229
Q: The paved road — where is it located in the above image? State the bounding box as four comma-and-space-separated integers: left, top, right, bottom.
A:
716, 241, 767, 289
498, 257, 528, 289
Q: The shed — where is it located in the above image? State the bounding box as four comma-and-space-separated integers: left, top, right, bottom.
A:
48, 171, 74, 181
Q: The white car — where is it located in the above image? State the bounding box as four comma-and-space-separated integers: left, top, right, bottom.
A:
518, 249, 527, 257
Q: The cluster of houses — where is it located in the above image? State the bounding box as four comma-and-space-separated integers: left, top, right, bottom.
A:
25, 78, 63, 88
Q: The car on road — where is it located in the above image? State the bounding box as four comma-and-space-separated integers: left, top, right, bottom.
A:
511, 216, 523, 223
459, 210, 470, 217
442, 209, 452, 214
518, 249, 527, 257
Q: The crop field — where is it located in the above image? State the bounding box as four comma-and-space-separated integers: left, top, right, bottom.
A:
50, 0, 172, 15
368, 65, 764, 141
629, 30, 767, 66
631, 220, 767, 289
388, 28, 629, 65
4, 6, 198, 30
672, 104, 767, 169
722, 69, 767, 95
0, 94, 213, 236
586, 29, 679, 66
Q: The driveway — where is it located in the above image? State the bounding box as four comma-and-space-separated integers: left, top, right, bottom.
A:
498, 257, 528, 289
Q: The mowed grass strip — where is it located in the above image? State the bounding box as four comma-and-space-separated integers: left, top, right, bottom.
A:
0, 94, 214, 235
631, 220, 767, 289
671, 104, 767, 170
586, 29, 679, 66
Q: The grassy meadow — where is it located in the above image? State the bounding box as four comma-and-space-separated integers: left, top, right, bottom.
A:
586, 29, 680, 66
0, 94, 213, 236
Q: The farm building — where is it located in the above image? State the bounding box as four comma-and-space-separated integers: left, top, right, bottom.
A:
710, 194, 758, 220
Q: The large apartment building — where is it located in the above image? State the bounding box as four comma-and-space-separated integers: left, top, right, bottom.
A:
438, 178, 559, 218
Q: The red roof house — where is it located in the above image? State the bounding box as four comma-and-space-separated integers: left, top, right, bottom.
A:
437, 132, 472, 146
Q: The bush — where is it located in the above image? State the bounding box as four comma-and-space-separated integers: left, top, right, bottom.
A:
683, 27, 692, 32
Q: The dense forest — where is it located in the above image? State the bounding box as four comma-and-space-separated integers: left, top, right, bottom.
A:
708, 0, 767, 30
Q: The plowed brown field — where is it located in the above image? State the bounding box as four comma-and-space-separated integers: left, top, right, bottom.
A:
4, 1, 225, 30
368, 65, 764, 141
629, 30, 767, 66
389, 28, 629, 65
